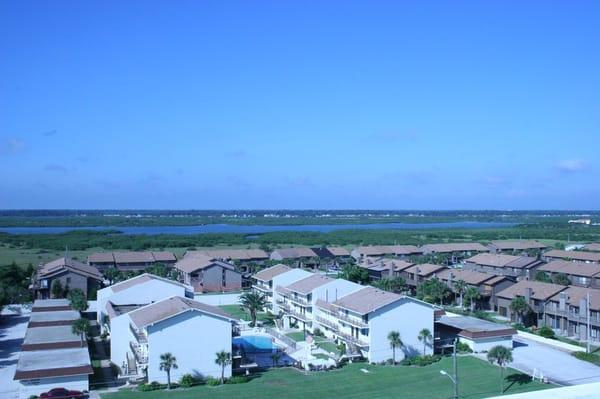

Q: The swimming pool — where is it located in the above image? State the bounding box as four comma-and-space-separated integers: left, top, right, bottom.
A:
233, 335, 278, 353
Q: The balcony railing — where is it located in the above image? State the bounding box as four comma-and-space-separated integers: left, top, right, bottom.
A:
337, 331, 369, 347
288, 295, 310, 306
252, 284, 271, 292
129, 341, 148, 364
315, 316, 339, 331
129, 324, 147, 343
546, 309, 600, 324
287, 309, 311, 322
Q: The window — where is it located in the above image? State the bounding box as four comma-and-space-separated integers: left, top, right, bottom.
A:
66, 277, 71, 284
222, 269, 227, 286
592, 328, 598, 338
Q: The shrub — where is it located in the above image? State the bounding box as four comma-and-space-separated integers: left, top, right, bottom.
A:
226, 376, 249, 384
572, 351, 600, 365
313, 327, 324, 337
206, 376, 221, 386
138, 381, 165, 391
538, 326, 555, 339
180, 373, 199, 388
385, 358, 395, 365
456, 341, 472, 353
28, 395, 39, 399
400, 354, 442, 367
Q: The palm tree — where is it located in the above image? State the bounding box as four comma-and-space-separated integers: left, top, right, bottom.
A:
453, 280, 467, 308
464, 286, 481, 312
71, 318, 90, 347
387, 331, 402, 365
510, 296, 530, 324
159, 352, 178, 389
239, 291, 267, 327
67, 289, 88, 313
215, 350, 232, 384
271, 351, 282, 367
104, 267, 121, 285
417, 328, 432, 356
487, 345, 513, 393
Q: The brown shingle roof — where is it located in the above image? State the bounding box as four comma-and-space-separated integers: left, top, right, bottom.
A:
332, 286, 402, 314
253, 264, 292, 282
285, 274, 334, 295
404, 263, 448, 277
466, 253, 522, 267
174, 255, 234, 274
326, 247, 350, 256
549, 286, 600, 311
583, 243, 600, 252
496, 280, 567, 301
38, 257, 103, 280
272, 247, 318, 259
489, 240, 547, 251
129, 296, 235, 329
421, 243, 490, 253
544, 250, 600, 262
151, 251, 177, 262
436, 269, 496, 286
113, 251, 155, 263
361, 259, 413, 273
354, 245, 422, 257
88, 252, 115, 263
538, 260, 600, 277
185, 249, 269, 261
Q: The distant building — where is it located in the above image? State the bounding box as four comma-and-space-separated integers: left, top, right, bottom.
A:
174, 255, 242, 293
463, 253, 543, 280
350, 245, 422, 261
435, 268, 513, 310
88, 251, 177, 271
359, 258, 414, 281
401, 263, 448, 289
420, 243, 490, 263
544, 286, 600, 342
537, 260, 600, 289
184, 249, 269, 264
270, 247, 319, 268
487, 240, 547, 254
583, 243, 600, 252
543, 249, 600, 263
495, 280, 568, 324
32, 257, 103, 299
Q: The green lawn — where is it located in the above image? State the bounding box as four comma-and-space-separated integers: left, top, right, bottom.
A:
285, 331, 306, 342
218, 305, 269, 322
101, 356, 553, 399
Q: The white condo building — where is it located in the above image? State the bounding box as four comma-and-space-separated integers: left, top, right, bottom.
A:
108, 296, 237, 381
314, 286, 435, 362
97, 273, 193, 332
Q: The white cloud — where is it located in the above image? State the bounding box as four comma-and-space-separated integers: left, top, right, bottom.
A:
557, 159, 588, 173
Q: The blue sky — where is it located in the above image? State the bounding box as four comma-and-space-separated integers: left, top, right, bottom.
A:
1, 1, 599, 210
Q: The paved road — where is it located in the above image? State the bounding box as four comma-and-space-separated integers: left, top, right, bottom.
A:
491, 336, 600, 386
0, 306, 30, 399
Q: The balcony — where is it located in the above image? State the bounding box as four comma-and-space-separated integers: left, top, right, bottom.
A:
288, 295, 310, 306
129, 341, 148, 364
287, 309, 310, 322
252, 284, 271, 293
337, 331, 369, 347
315, 316, 339, 331
321, 310, 368, 328
130, 324, 147, 344
278, 302, 291, 312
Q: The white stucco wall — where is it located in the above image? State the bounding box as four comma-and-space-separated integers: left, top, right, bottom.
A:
109, 313, 137, 373
146, 310, 232, 383
460, 335, 513, 353
312, 279, 362, 305
194, 292, 241, 306
368, 298, 434, 363
97, 279, 190, 328
271, 269, 312, 314
17, 374, 89, 399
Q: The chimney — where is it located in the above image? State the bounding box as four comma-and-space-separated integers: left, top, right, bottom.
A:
559, 292, 567, 311
524, 287, 533, 303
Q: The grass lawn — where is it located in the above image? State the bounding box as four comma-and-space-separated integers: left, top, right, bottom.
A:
218, 305, 269, 322
285, 331, 306, 342
101, 356, 553, 399
0, 243, 102, 268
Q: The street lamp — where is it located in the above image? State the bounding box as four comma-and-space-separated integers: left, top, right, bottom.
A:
440, 370, 458, 399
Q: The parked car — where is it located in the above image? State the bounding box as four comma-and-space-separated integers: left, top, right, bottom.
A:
40, 387, 85, 399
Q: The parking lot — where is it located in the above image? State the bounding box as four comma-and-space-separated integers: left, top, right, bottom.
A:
0, 306, 30, 399
476, 336, 600, 386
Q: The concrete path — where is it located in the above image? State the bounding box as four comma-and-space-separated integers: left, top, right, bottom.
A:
0, 306, 31, 399
476, 336, 600, 386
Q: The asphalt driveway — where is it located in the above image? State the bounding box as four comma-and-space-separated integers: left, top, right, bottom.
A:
500, 336, 600, 386
0, 305, 30, 399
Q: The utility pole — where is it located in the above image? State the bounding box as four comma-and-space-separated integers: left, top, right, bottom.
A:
453, 338, 458, 399
587, 291, 591, 354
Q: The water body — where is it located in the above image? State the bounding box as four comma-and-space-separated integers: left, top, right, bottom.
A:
0, 221, 515, 235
